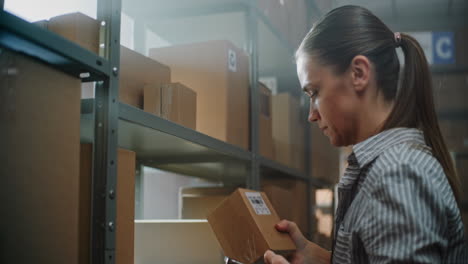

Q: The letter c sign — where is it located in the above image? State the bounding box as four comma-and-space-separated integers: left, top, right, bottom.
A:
433, 32, 455, 64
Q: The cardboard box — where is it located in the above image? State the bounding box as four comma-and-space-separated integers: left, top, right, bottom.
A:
135, 220, 224, 264
310, 124, 341, 184
180, 187, 235, 219
272, 93, 301, 168
0, 50, 81, 263
259, 82, 275, 160
432, 73, 468, 111
48, 12, 100, 54
143, 83, 161, 116
81, 144, 136, 264
207, 188, 296, 264
161, 83, 197, 130
121, 45, 171, 109
149, 40, 250, 149
262, 178, 310, 235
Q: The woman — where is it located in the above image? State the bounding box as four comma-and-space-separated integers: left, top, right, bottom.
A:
264, 5, 467, 264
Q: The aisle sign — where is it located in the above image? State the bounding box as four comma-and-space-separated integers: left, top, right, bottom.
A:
432, 32, 455, 64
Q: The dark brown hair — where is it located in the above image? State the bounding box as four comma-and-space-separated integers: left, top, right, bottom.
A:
297, 5, 461, 205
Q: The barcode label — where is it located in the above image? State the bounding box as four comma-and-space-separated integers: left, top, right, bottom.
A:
245, 192, 271, 215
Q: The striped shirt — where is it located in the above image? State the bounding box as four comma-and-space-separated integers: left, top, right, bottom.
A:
332, 128, 468, 263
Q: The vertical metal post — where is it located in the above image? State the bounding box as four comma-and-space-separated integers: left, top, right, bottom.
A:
93, 0, 121, 263
1, 0, 4, 11
246, 3, 260, 190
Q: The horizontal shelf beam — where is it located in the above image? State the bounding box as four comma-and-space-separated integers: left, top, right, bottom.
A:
118, 102, 251, 161
259, 156, 307, 180
0, 11, 110, 81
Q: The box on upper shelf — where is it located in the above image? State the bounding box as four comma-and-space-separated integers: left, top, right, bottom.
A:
143, 82, 197, 130
81, 144, 136, 264
149, 40, 250, 150
259, 82, 275, 161
1, 50, 81, 263
121, 45, 171, 109
207, 188, 295, 264
161, 83, 197, 130
48, 12, 100, 54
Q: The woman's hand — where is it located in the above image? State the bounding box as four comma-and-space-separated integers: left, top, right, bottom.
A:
264, 220, 331, 264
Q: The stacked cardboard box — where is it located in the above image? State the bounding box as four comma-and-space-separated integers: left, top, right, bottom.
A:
179, 186, 235, 219
262, 178, 310, 235
207, 188, 295, 264
149, 40, 250, 149
272, 93, 305, 170
49, 12, 100, 54
80, 144, 136, 264
259, 82, 275, 160
47, 12, 174, 111
0, 50, 81, 263
120, 46, 171, 109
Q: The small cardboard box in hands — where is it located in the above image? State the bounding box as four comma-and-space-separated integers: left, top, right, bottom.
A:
207, 188, 296, 264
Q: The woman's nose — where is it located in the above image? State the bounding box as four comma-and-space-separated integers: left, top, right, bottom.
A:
308, 101, 320, 123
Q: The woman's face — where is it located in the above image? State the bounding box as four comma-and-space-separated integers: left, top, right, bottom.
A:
297, 55, 360, 147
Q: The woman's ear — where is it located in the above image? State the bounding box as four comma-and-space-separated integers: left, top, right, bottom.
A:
349, 55, 371, 93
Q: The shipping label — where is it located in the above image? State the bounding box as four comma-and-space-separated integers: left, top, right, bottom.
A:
245, 192, 271, 215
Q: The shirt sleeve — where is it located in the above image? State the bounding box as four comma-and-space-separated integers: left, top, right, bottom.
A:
359, 163, 448, 264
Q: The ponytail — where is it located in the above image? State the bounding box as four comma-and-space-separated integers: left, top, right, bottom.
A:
382, 33, 462, 206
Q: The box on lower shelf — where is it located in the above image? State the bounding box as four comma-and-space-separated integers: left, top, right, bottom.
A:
135, 220, 224, 264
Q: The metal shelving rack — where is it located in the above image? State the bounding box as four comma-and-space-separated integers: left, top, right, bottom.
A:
1, 0, 334, 263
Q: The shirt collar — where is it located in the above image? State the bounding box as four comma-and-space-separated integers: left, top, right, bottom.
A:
352, 127, 426, 168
